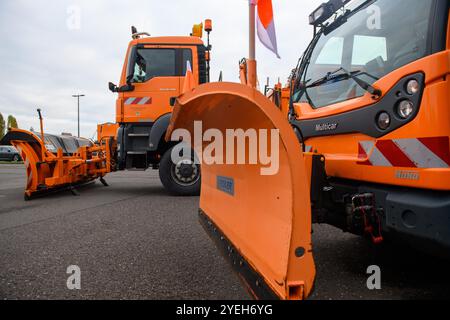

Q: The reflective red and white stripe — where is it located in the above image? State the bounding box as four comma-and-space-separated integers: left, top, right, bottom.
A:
358, 137, 450, 168
125, 97, 152, 105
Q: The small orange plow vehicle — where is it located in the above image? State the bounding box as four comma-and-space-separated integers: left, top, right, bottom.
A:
1, 110, 116, 200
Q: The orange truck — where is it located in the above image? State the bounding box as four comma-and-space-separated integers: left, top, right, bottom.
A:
167, 0, 450, 299
107, 23, 212, 195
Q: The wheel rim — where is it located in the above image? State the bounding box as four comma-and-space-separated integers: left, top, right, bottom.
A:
170, 159, 200, 187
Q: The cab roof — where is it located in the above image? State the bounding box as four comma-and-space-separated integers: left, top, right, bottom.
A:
133, 36, 204, 46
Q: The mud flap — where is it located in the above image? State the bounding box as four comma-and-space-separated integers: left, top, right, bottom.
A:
167, 83, 316, 299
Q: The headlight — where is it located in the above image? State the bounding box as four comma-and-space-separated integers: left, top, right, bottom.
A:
377, 112, 391, 130
397, 100, 414, 119
406, 79, 419, 95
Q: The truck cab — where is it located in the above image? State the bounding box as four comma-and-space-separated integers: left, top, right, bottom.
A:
110, 25, 211, 195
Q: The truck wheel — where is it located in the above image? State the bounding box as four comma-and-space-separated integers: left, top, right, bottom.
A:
159, 145, 200, 196
12, 155, 19, 162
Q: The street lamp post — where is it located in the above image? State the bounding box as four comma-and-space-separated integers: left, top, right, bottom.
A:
72, 94, 85, 137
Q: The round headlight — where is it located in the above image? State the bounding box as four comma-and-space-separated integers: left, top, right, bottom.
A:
377, 112, 391, 130
406, 79, 419, 95
397, 100, 414, 119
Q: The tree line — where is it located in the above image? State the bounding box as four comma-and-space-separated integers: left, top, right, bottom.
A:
0, 112, 19, 140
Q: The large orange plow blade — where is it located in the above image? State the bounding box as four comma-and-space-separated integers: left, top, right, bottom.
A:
168, 82, 316, 299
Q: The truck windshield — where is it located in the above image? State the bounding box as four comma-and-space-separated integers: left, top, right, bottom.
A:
129, 48, 193, 83
299, 0, 434, 108
132, 49, 176, 83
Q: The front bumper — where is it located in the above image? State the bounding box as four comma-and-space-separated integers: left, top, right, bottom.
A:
342, 181, 450, 251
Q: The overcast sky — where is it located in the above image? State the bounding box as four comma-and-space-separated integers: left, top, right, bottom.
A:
0, 0, 323, 138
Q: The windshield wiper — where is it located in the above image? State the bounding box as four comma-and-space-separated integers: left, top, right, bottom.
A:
307, 67, 382, 97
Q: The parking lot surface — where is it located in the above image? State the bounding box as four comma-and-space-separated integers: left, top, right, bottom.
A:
1, 164, 449, 300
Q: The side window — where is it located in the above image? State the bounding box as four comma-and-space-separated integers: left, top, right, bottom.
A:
132, 49, 176, 83
182, 49, 193, 75
352, 35, 387, 66
315, 37, 344, 65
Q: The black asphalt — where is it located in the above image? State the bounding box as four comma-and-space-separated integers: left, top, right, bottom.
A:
0, 164, 449, 300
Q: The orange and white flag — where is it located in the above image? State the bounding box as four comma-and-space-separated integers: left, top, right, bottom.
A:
251, 0, 280, 58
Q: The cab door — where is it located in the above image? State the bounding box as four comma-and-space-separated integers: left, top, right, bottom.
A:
121, 45, 196, 123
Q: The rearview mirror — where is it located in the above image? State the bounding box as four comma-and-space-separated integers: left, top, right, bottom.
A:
118, 84, 135, 92
109, 82, 118, 93
108, 82, 135, 93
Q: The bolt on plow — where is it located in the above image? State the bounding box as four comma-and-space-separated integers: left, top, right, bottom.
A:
1, 109, 115, 200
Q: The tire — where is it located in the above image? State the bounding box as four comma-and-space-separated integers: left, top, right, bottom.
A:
159, 145, 201, 196
12, 155, 19, 162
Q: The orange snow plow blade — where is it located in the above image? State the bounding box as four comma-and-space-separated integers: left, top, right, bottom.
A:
167, 82, 316, 299
1, 128, 115, 200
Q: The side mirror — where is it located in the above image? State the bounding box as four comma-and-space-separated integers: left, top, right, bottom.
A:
109, 82, 118, 93
118, 84, 135, 92
109, 82, 135, 93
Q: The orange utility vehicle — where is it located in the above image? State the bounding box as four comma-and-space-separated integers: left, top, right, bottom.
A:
108, 23, 212, 195
167, 0, 450, 300
1, 110, 115, 200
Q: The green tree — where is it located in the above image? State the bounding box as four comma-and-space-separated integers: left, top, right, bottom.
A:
7, 115, 18, 129
0, 112, 5, 140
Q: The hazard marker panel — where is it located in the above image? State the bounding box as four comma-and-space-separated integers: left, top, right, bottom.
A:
358, 137, 450, 168
124, 97, 152, 105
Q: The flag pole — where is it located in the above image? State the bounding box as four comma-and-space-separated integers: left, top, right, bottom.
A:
249, 1, 256, 60
248, 1, 257, 88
